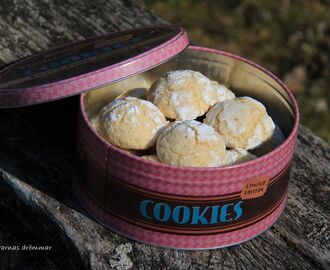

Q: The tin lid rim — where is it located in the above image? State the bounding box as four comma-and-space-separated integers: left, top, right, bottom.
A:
0, 25, 189, 108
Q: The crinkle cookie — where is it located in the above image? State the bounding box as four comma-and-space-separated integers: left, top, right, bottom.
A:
99, 97, 167, 150
224, 148, 257, 166
147, 70, 234, 120
204, 97, 275, 150
157, 120, 226, 167
211, 80, 235, 103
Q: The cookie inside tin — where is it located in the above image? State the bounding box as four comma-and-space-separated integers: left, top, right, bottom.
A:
83, 49, 295, 159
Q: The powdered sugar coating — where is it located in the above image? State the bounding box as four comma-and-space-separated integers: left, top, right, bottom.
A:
247, 115, 275, 149
211, 81, 235, 103
157, 120, 226, 167
204, 97, 275, 150
147, 70, 234, 120
224, 148, 257, 165
99, 97, 168, 150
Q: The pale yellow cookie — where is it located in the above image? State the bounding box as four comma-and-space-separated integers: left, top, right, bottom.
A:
157, 120, 226, 167
250, 125, 285, 156
147, 70, 233, 120
99, 97, 168, 150
141, 155, 160, 162
224, 148, 257, 166
211, 81, 235, 103
204, 97, 275, 150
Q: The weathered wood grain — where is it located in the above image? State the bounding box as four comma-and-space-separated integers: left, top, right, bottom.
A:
0, 0, 165, 65
0, 1, 329, 269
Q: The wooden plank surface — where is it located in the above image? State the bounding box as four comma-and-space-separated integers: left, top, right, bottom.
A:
0, 1, 329, 269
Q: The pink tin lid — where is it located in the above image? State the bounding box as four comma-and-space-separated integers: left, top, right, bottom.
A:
0, 25, 188, 108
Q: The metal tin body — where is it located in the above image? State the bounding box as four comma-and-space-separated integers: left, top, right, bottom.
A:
75, 46, 299, 249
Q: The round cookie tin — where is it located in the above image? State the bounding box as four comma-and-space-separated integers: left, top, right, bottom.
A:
0, 24, 299, 249
76, 46, 299, 249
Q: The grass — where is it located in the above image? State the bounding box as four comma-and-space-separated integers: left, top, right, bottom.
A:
145, 0, 330, 143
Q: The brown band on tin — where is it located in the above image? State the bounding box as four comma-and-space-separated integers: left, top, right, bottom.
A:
74, 134, 107, 209
108, 192, 287, 235
75, 150, 291, 235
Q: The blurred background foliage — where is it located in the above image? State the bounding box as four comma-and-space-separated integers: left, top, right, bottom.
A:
145, 0, 330, 143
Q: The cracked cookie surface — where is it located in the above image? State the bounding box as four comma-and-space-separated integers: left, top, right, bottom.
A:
204, 97, 275, 150
99, 97, 168, 150
147, 70, 235, 120
157, 120, 226, 167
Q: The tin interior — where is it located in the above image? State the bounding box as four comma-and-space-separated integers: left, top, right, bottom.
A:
83, 48, 296, 138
